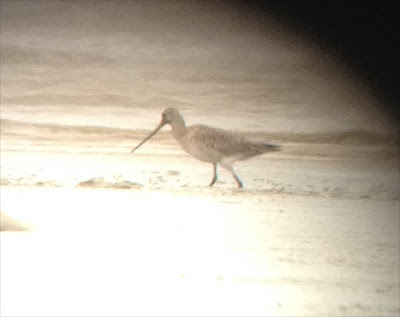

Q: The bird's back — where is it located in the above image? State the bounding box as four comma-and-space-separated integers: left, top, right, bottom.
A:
177, 124, 280, 163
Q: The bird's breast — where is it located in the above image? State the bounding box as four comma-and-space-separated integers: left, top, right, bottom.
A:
173, 128, 222, 163
178, 136, 220, 163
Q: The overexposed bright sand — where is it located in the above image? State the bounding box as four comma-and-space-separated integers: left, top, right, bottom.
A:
1, 146, 399, 316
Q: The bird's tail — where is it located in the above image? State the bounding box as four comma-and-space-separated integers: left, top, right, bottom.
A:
263, 143, 281, 151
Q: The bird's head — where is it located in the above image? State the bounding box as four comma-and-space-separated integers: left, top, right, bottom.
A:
160, 107, 181, 125
130, 108, 183, 154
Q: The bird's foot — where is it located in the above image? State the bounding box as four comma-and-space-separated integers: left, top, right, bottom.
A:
209, 177, 217, 187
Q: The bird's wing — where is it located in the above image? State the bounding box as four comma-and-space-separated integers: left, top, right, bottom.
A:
188, 125, 262, 157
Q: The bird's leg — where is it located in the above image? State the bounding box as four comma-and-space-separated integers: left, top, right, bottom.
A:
220, 161, 243, 188
233, 172, 244, 188
209, 163, 218, 187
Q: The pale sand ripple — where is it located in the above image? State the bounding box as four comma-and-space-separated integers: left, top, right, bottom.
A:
0, 212, 33, 231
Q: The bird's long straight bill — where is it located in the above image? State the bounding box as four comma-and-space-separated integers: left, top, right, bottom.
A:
130, 122, 165, 153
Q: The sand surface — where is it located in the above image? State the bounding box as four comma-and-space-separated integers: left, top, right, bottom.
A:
1, 140, 399, 316
1, 1, 399, 316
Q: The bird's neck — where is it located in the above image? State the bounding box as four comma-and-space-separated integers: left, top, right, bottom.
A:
170, 116, 187, 139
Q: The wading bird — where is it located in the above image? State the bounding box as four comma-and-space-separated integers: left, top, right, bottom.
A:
131, 108, 280, 188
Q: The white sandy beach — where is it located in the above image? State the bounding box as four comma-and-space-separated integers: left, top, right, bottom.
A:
1, 1, 399, 316
1, 137, 399, 316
